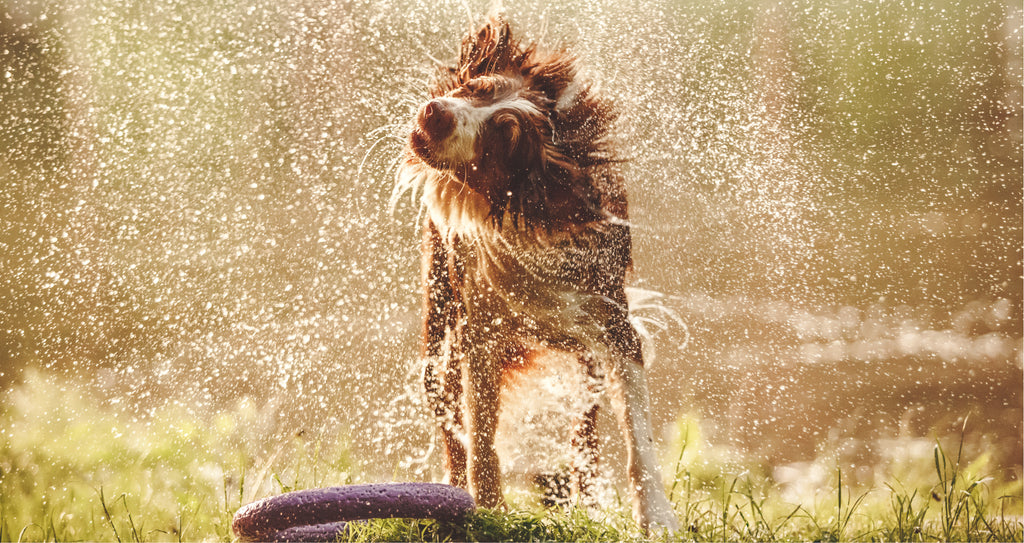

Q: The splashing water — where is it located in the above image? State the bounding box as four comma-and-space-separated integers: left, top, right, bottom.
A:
1, 0, 1020, 489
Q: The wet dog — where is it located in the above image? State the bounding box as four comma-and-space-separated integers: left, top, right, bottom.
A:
394, 17, 679, 534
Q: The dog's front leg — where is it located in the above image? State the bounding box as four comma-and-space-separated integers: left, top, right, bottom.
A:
606, 357, 679, 534
571, 354, 604, 503
603, 319, 680, 534
424, 353, 467, 488
463, 343, 503, 508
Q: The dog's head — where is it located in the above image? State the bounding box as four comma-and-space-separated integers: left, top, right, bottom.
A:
402, 18, 620, 229
409, 73, 553, 200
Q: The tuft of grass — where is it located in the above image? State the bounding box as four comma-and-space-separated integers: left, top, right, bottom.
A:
884, 482, 929, 542
924, 429, 1024, 543
799, 469, 870, 542
661, 418, 1022, 543
344, 507, 631, 543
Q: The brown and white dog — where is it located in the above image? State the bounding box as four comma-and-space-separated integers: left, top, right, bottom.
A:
394, 17, 680, 534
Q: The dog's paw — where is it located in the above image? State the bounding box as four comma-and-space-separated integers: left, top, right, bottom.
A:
636, 495, 681, 537
642, 515, 680, 537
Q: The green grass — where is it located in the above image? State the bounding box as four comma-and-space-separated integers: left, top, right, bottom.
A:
1, 370, 1021, 542
0, 369, 353, 542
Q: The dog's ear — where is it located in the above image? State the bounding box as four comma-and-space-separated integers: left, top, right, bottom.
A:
526, 53, 577, 103
492, 111, 522, 150
459, 16, 518, 78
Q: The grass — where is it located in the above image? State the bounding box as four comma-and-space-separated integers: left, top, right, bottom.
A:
0, 369, 353, 542
1, 370, 1021, 542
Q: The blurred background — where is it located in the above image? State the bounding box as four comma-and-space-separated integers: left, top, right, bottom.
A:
1, 0, 1020, 492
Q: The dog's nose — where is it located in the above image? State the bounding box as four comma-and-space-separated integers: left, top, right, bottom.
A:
418, 100, 456, 141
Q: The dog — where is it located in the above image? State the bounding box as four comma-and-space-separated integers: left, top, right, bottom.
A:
394, 17, 680, 534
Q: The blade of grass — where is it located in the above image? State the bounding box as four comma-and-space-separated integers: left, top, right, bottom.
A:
98, 488, 122, 543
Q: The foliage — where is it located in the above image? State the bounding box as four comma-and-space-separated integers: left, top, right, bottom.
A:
0, 370, 354, 542
2, 371, 1021, 542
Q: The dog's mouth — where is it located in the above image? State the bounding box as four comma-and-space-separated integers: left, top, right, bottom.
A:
409, 129, 431, 159
411, 128, 469, 173
409, 129, 446, 170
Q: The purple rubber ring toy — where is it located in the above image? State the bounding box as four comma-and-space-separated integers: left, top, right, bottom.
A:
232, 483, 476, 542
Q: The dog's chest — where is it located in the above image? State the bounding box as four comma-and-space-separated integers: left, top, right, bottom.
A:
452, 230, 611, 348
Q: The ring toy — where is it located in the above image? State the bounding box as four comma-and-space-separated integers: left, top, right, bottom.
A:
232, 483, 476, 542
